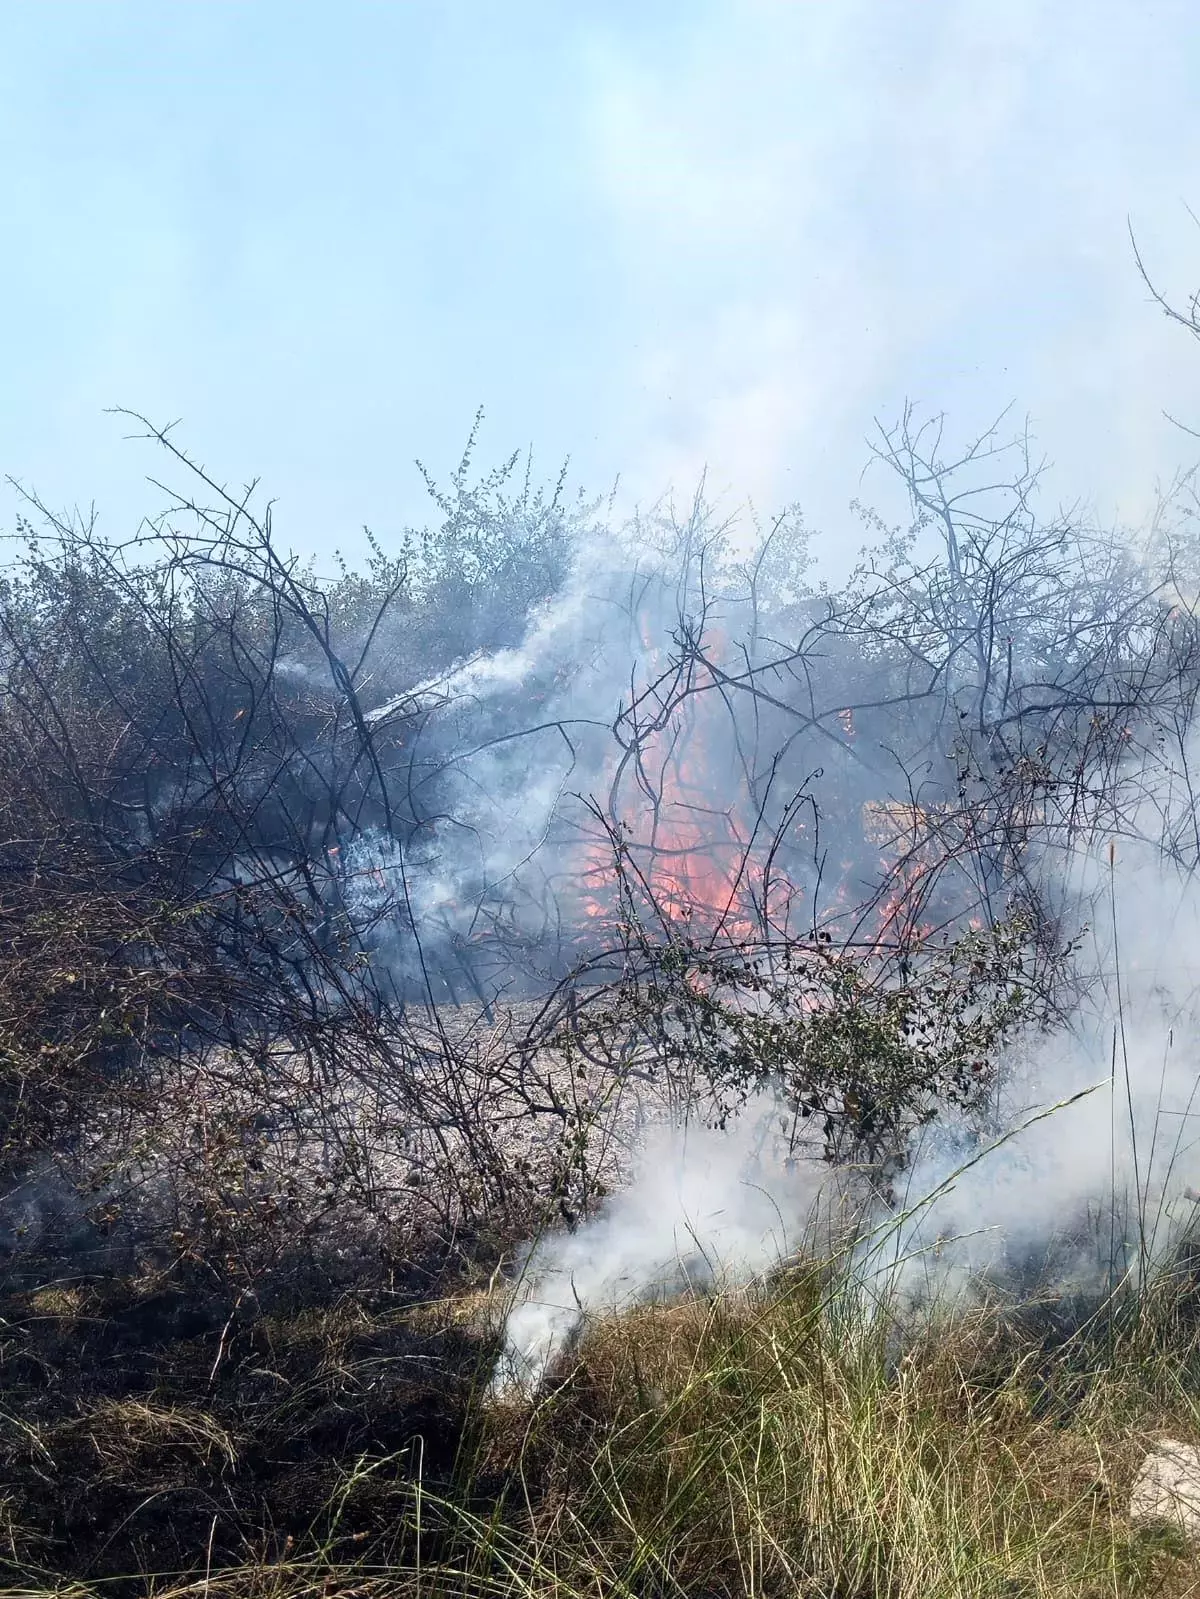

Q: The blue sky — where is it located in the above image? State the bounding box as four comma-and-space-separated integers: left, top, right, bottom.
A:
3, 1, 1200, 568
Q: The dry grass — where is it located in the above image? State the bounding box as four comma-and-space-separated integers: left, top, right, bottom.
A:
454, 1275, 1200, 1599
3, 1256, 1200, 1595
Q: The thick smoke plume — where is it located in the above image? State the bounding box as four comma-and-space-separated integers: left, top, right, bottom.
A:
9, 406, 1200, 1345
864, 835, 1200, 1312
491, 1097, 831, 1393
492, 827, 1200, 1391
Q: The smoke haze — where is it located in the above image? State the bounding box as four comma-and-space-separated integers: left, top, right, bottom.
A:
493, 826, 1200, 1390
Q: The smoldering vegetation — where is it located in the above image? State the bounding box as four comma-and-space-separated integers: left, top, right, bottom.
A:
7, 349, 1200, 1590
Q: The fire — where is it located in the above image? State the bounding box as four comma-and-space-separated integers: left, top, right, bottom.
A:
574, 674, 972, 955
576, 743, 950, 953
577, 723, 770, 941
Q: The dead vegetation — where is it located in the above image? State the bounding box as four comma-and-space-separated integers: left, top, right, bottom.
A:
6, 285, 1200, 1587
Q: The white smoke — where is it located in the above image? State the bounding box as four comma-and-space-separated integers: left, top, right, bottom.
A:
490, 1096, 832, 1394
858, 835, 1200, 1314
491, 828, 1200, 1394
345, 481, 1200, 1351
366, 523, 645, 727
353, 523, 683, 990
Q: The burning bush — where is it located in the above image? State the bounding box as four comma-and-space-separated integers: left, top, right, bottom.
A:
0, 394, 1197, 1308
